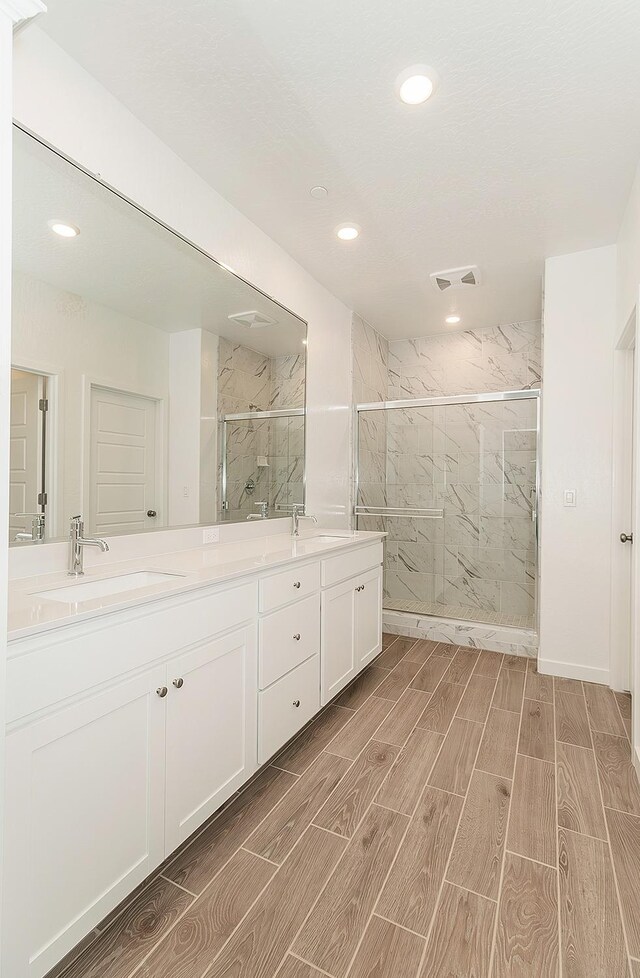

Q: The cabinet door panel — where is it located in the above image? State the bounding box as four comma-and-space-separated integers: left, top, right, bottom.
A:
3, 667, 166, 978
321, 577, 356, 705
355, 566, 383, 668
164, 626, 257, 852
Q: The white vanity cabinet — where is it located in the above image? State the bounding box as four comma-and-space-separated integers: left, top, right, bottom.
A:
3, 665, 168, 978
164, 625, 257, 852
3, 534, 384, 978
320, 544, 383, 704
257, 571, 321, 764
3, 584, 258, 978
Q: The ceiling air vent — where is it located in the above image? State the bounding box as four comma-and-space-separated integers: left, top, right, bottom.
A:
227, 310, 278, 329
430, 265, 482, 292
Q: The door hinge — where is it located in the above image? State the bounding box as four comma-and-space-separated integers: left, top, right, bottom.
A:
39, 398, 49, 412
37, 491, 47, 506
222, 500, 230, 511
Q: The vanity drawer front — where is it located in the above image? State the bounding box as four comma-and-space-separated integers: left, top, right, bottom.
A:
259, 561, 320, 613
258, 654, 320, 764
259, 594, 320, 689
7, 580, 258, 724
321, 542, 383, 588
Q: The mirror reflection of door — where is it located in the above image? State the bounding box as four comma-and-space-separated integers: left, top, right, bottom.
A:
9, 369, 46, 542
89, 386, 160, 536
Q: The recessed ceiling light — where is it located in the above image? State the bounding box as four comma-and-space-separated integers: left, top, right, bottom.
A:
48, 219, 80, 238
395, 65, 438, 105
310, 185, 328, 200
445, 314, 461, 325
336, 224, 360, 241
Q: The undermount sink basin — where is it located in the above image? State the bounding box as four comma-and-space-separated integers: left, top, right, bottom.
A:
35, 571, 185, 603
293, 534, 351, 552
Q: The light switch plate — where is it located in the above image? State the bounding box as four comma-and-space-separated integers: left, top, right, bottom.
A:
563, 489, 577, 507
203, 527, 219, 544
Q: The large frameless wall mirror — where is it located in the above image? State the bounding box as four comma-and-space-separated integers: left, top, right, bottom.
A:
10, 126, 307, 545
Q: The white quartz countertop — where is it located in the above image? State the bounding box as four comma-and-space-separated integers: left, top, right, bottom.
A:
8, 530, 385, 643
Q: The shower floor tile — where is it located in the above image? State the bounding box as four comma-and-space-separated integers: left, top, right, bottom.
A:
384, 597, 535, 630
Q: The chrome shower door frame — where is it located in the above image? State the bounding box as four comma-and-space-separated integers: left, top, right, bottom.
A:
353, 388, 542, 630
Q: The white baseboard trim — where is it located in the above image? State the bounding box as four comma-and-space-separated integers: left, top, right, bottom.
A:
537, 657, 610, 686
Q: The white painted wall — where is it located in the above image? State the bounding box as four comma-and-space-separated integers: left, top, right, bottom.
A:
12, 270, 170, 535
168, 330, 201, 525
12, 27, 353, 528
618, 161, 640, 333
0, 0, 47, 962
539, 245, 617, 684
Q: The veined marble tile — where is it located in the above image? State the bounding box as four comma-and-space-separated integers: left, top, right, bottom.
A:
398, 453, 450, 486
502, 428, 537, 452
501, 581, 535, 616
385, 570, 442, 603
441, 575, 501, 613
444, 401, 505, 425
479, 483, 534, 518
480, 321, 541, 357
386, 424, 419, 455
441, 483, 480, 515
386, 483, 441, 511
443, 514, 481, 547
479, 515, 535, 550
357, 483, 388, 509
359, 450, 386, 485
396, 542, 444, 575
445, 545, 529, 584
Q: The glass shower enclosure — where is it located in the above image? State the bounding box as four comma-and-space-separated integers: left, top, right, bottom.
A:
220, 408, 305, 521
354, 390, 540, 629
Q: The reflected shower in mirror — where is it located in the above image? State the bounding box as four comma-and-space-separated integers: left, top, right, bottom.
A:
10, 127, 306, 544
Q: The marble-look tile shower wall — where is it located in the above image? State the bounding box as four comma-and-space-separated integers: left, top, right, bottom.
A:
218, 339, 305, 520
352, 319, 542, 623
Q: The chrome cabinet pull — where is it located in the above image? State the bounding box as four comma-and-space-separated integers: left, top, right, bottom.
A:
293, 581, 301, 588
172, 678, 184, 688
156, 686, 168, 698
620, 532, 634, 544
293, 699, 301, 708
293, 633, 301, 641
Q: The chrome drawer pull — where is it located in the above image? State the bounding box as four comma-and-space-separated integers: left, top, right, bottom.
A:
156, 686, 168, 698
293, 581, 301, 588
293, 699, 301, 708
293, 633, 301, 641
172, 678, 184, 689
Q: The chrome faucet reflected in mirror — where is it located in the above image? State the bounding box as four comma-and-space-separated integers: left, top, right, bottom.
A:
68, 515, 110, 576
292, 504, 318, 537
247, 501, 269, 520
13, 513, 46, 542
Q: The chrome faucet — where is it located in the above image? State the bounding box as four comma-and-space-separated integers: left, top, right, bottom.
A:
292, 504, 318, 537
13, 513, 46, 542
247, 501, 269, 520
68, 515, 109, 576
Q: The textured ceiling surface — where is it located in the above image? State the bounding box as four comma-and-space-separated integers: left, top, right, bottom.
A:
13, 129, 306, 357
38, 0, 640, 338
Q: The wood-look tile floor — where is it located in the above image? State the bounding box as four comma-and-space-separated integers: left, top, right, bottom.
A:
51, 635, 639, 978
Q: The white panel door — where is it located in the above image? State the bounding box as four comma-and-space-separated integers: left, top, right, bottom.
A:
2, 666, 166, 978
355, 565, 383, 668
321, 576, 357, 705
9, 369, 42, 540
164, 626, 258, 852
89, 386, 159, 535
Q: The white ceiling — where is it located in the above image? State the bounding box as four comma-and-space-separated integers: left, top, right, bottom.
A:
13, 128, 306, 358
38, 0, 640, 339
